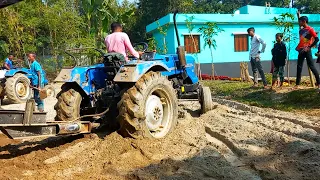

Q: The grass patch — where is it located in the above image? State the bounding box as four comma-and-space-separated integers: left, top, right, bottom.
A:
202, 80, 320, 112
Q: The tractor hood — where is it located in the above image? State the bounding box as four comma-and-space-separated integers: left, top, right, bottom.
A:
0, 0, 23, 9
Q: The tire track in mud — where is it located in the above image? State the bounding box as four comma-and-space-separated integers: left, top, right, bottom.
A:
202, 101, 320, 180
222, 111, 320, 144
204, 128, 262, 180
212, 97, 320, 133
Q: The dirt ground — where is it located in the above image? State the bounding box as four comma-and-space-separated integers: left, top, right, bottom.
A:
0, 84, 319, 180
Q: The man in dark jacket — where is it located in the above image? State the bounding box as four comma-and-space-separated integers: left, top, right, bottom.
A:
271, 33, 287, 88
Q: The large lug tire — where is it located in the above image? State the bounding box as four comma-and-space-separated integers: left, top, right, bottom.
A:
44, 84, 56, 98
54, 87, 82, 121
117, 71, 178, 139
199, 86, 213, 114
5, 73, 32, 104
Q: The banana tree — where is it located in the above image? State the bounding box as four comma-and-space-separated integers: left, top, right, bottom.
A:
198, 22, 224, 80
80, 0, 135, 49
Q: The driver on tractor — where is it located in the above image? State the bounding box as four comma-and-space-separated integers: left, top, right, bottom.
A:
2, 54, 15, 70
105, 22, 143, 61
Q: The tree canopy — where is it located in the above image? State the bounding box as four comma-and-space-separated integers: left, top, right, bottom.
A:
0, 0, 314, 63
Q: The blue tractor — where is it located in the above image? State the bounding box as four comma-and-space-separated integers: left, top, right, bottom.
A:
54, 12, 213, 139
0, 66, 55, 104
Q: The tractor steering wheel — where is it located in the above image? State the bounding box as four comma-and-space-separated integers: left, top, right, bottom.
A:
133, 42, 148, 52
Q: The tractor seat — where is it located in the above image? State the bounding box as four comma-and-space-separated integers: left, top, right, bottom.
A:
103, 53, 125, 81
104, 53, 125, 63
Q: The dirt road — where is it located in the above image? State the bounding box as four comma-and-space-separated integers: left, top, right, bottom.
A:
0, 87, 319, 180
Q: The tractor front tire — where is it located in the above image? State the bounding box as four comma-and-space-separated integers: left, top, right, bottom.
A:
117, 71, 178, 139
5, 73, 32, 104
199, 86, 213, 114
54, 87, 82, 121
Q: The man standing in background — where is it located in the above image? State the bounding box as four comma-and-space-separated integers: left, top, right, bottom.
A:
247, 27, 268, 89
295, 14, 320, 91
28, 53, 44, 112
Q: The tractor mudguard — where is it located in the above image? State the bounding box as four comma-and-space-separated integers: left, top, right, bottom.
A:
57, 64, 107, 96
5, 68, 50, 85
4, 68, 31, 77
114, 61, 172, 82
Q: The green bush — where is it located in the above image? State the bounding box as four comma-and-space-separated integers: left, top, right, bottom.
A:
265, 73, 272, 85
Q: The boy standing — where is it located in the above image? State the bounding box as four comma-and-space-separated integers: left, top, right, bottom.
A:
295, 16, 320, 89
28, 53, 44, 112
271, 33, 287, 88
247, 27, 268, 88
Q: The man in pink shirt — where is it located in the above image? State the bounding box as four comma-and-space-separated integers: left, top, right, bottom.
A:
105, 22, 143, 61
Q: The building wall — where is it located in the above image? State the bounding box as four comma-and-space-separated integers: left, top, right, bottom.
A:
153, 22, 320, 64
152, 26, 177, 54
147, 9, 320, 77
200, 61, 320, 78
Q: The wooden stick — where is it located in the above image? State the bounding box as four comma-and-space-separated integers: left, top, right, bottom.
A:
308, 67, 316, 87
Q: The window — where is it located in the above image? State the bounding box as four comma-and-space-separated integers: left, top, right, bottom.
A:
184, 35, 200, 53
234, 34, 249, 52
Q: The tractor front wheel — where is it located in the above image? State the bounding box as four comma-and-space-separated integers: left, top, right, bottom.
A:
54, 86, 82, 121
199, 85, 213, 114
5, 73, 32, 104
117, 71, 178, 139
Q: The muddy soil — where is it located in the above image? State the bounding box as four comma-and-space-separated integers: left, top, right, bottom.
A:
0, 85, 319, 180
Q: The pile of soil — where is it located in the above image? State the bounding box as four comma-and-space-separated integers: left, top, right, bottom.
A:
0, 88, 319, 180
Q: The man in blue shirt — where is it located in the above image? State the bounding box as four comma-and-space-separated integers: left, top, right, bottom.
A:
28, 53, 44, 112
3, 54, 14, 70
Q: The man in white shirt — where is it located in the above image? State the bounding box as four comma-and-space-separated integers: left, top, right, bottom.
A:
247, 27, 268, 88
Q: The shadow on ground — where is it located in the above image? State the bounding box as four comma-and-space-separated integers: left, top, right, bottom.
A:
0, 134, 84, 159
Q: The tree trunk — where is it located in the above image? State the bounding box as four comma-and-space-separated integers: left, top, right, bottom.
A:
240, 62, 244, 82
308, 67, 316, 87
210, 48, 214, 80
287, 59, 290, 85
190, 35, 201, 79
240, 62, 252, 82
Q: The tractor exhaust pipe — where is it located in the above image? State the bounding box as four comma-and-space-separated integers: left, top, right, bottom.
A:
173, 11, 187, 68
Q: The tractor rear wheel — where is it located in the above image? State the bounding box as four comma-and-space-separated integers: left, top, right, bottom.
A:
199, 85, 213, 114
117, 71, 178, 139
54, 86, 82, 121
5, 73, 32, 104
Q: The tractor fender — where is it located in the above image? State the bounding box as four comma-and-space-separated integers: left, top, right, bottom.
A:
57, 64, 106, 96
59, 82, 90, 102
4, 68, 31, 77
114, 61, 171, 82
